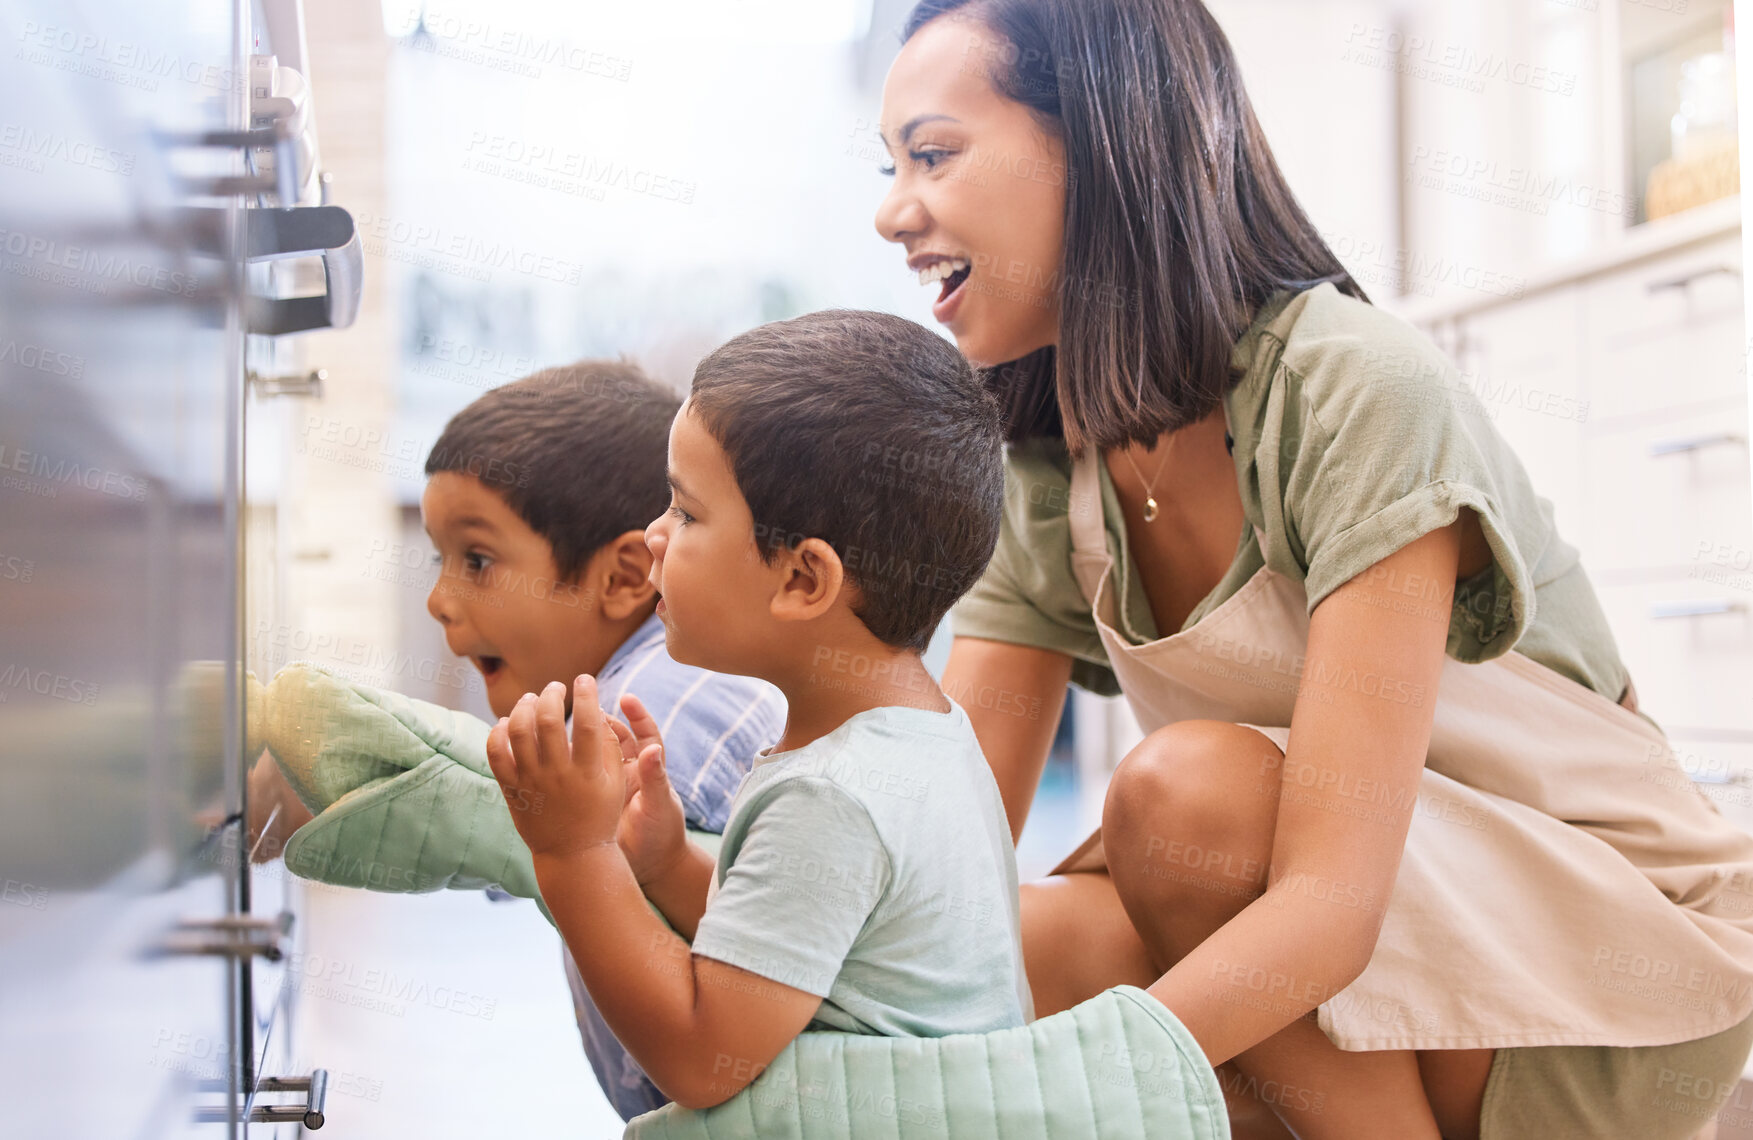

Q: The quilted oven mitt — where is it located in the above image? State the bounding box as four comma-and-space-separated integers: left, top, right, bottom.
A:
626, 984, 1229, 1140
256, 666, 1228, 1140
257, 662, 542, 902
257, 662, 724, 918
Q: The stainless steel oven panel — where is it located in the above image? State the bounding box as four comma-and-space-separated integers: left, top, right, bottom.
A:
0, 0, 350, 1131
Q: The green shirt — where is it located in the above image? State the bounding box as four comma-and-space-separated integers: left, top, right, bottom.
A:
689, 700, 1032, 1037
951, 283, 1642, 723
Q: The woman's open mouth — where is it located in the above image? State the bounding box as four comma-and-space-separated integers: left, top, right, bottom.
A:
920, 257, 971, 298
920, 258, 972, 323
474, 655, 505, 681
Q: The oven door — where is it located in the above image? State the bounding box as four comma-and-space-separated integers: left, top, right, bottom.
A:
0, 0, 353, 1133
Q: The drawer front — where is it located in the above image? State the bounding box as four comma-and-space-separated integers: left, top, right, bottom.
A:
1597, 575, 1753, 735
1579, 399, 1752, 575
1580, 232, 1746, 422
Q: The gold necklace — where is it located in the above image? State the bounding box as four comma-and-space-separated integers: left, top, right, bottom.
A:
1118, 435, 1174, 523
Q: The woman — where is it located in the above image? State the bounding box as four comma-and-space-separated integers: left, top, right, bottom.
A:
873, 1, 1753, 1137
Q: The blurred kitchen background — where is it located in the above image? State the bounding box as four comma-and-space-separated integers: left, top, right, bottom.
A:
2, 0, 1749, 1135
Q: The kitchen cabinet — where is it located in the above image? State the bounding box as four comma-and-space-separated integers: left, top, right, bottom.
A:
1580, 231, 1746, 426
1404, 194, 1753, 951
1444, 285, 1590, 531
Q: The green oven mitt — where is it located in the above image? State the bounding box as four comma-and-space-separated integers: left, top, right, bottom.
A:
256, 665, 1227, 1139
257, 663, 720, 919
260, 662, 536, 900
625, 984, 1228, 1140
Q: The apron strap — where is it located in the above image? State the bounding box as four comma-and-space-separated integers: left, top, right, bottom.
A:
1067, 410, 1266, 625
1068, 446, 1107, 561
1067, 447, 1119, 623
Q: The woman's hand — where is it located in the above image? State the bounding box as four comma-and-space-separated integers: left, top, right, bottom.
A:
610, 693, 690, 888
486, 676, 626, 859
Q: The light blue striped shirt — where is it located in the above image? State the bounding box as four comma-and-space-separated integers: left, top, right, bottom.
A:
563, 611, 786, 1119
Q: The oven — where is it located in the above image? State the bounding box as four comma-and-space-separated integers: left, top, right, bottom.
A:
0, 0, 360, 1132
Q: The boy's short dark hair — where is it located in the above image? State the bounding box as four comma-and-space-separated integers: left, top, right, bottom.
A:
689, 310, 1003, 652
425, 359, 679, 581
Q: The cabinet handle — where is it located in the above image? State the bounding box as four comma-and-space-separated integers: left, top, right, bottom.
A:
1647, 264, 1742, 294
1649, 599, 1749, 620
1649, 431, 1748, 457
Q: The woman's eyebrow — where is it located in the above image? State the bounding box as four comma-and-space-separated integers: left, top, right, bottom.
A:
880, 113, 962, 151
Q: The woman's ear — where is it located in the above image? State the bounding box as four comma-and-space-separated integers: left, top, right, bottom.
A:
770, 537, 848, 623
598, 529, 658, 620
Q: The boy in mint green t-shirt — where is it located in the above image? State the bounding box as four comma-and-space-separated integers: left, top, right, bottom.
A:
486, 310, 1031, 1110
693, 698, 1028, 1038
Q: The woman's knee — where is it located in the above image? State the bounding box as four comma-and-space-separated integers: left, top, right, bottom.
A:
1102, 719, 1283, 856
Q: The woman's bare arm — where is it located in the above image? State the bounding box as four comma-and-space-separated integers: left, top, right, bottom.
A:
1146, 517, 1467, 1065
942, 637, 1073, 841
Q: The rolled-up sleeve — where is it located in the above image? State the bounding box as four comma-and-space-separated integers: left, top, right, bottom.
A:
1273, 342, 1538, 663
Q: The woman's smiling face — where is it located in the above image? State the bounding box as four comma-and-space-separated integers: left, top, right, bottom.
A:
874, 14, 1068, 368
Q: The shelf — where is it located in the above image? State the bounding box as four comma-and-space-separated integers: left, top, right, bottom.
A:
1389, 194, 1742, 327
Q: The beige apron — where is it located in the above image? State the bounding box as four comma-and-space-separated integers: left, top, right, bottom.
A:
1052, 443, 1753, 1051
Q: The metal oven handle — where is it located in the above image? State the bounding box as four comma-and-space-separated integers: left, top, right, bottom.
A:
193, 1069, 329, 1129
244, 205, 363, 335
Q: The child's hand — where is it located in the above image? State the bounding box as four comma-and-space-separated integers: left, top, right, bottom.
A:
610, 694, 690, 888
485, 676, 625, 860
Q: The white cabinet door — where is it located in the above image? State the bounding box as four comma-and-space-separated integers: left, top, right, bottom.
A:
1449, 287, 1588, 536
1595, 575, 1753, 737
1581, 398, 1752, 577
1579, 233, 1746, 426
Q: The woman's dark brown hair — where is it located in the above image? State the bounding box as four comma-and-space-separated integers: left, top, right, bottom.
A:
903, 0, 1369, 453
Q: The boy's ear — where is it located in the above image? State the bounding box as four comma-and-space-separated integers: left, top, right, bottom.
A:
598, 529, 658, 620
769, 538, 850, 624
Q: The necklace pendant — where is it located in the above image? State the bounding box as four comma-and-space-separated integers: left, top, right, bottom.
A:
1142, 496, 1159, 523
